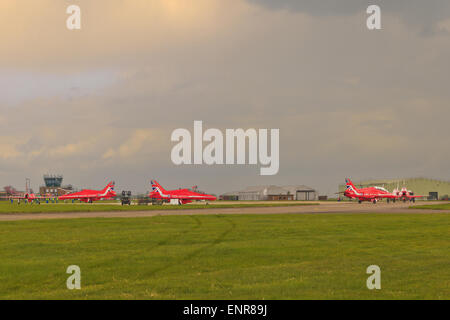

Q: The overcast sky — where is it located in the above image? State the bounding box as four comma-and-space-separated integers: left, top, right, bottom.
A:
1, 0, 449, 195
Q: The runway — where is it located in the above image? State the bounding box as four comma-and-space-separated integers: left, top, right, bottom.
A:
0, 201, 448, 221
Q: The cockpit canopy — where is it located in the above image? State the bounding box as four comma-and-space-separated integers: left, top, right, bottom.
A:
374, 186, 389, 192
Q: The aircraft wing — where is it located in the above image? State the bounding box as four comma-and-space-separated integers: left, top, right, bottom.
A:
169, 194, 212, 200
356, 193, 397, 200
6, 195, 33, 200
376, 194, 398, 199
59, 191, 115, 200
59, 193, 97, 200
4, 195, 23, 199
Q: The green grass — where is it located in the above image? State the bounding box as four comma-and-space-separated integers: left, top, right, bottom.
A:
0, 202, 314, 214
410, 203, 450, 210
0, 213, 448, 299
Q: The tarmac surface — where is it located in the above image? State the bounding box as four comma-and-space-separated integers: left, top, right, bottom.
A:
0, 201, 448, 221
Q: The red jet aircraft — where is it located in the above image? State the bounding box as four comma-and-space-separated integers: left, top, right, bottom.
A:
59, 181, 116, 203
393, 187, 424, 203
7, 192, 53, 204
342, 178, 397, 204
3, 182, 53, 204
149, 180, 216, 205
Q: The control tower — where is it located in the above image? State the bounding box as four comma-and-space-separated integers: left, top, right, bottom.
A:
43, 174, 63, 187
40, 174, 72, 196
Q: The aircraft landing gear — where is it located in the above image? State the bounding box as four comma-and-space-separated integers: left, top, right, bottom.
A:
372, 199, 377, 204
358, 200, 362, 204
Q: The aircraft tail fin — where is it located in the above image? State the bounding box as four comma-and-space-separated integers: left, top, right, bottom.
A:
345, 178, 357, 190
101, 181, 115, 193
151, 180, 166, 194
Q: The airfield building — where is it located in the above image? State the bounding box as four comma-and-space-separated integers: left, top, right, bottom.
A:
39, 174, 73, 196
220, 191, 240, 201
223, 185, 317, 201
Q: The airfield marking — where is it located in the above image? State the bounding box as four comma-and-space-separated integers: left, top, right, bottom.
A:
0, 202, 448, 221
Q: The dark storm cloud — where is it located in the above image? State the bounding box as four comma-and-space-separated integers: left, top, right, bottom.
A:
1, 1, 449, 195
248, 0, 450, 35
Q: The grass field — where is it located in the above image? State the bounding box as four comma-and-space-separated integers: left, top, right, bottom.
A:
0, 213, 448, 299
410, 203, 450, 210
0, 201, 314, 214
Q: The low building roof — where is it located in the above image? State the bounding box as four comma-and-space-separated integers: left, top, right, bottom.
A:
230, 185, 316, 195
266, 186, 290, 195
240, 186, 271, 193
283, 185, 316, 192
221, 191, 240, 196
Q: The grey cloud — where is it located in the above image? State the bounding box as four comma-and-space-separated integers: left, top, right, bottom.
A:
247, 0, 369, 16
1, 1, 450, 195
248, 0, 450, 35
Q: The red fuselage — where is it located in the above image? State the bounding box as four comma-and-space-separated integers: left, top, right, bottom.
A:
58, 182, 116, 202
344, 179, 396, 203
149, 180, 216, 204
10, 193, 44, 201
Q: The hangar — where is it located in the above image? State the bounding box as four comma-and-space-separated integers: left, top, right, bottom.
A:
220, 191, 240, 201
224, 185, 317, 201
283, 185, 318, 201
